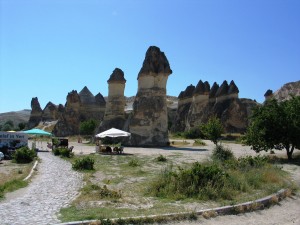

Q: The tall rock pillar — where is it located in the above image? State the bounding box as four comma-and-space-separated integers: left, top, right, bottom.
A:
27, 97, 43, 129
129, 46, 172, 146
98, 68, 126, 131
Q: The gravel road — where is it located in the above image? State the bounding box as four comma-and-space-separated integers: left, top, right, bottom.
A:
0, 152, 83, 225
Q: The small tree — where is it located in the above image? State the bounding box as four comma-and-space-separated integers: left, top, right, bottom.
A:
245, 96, 300, 160
1, 120, 14, 131
18, 122, 26, 130
79, 119, 99, 140
201, 117, 224, 146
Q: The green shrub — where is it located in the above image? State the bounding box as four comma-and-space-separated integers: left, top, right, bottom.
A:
52, 148, 73, 158
156, 154, 167, 162
183, 127, 204, 139
128, 158, 140, 167
59, 148, 73, 158
13, 147, 36, 163
72, 156, 94, 170
99, 185, 122, 198
238, 155, 268, 170
53, 148, 60, 156
212, 145, 235, 162
149, 162, 228, 199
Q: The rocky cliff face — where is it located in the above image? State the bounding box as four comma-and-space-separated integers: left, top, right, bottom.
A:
129, 46, 172, 146
272, 80, 300, 101
172, 80, 258, 133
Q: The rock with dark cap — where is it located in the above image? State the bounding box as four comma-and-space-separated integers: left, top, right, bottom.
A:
209, 82, 220, 98
264, 89, 273, 97
129, 46, 172, 146
204, 81, 210, 94
108, 68, 126, 83
79, 86, 96, 104
178, 91, 185, 99
215, 80, 229, 97
95, 93, 106, 107
194, 80, 205, 95
183, 85, 195, 98
228, 80, 239, 95
138, 46, 172, 78
98, 68, 127, 132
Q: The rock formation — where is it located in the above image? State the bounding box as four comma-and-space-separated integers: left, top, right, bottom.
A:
98, 68, 127, 132
264, 89, 273, 101
129, 46, 172, 146
79, 86, 106, 121
27, 97, 43, 129
53, 87, 106, 137
42, 102, 59, 122
271, 80, 300, 102
53, 90, 81, 136
28, 87, 106, 137
173, 80, 258, 133
174, 85, 195, 131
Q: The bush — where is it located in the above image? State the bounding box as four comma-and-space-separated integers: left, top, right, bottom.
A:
13, 147, 36, 163
52, 148, 73, 158
238, 155, 268, 170
128, 158, 140, 167
156, 154, 167, 162
212, 145, 235, 162
82, 184, 121, 199
149, 162, 228, 199
183, 127, 204, 139
72, 156, 94, 170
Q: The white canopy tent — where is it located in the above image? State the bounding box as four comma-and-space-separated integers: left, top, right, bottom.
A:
95, 128, 131, 138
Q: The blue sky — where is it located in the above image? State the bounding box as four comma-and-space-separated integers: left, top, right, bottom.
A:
0, 0, 299, 113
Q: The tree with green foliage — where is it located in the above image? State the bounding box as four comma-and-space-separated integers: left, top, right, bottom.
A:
1, 120, 14, 131
201, 117, 224, 146
79, 119, 99, 136
245, 96, 300, 160
18, 122, 26, 131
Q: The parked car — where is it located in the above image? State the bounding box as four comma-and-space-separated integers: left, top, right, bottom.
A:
0, 151, 4, 161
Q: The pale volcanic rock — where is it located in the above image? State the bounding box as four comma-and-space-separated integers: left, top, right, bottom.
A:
129, 46, 172, 146
272, 80, 300, 102
98, 68, 127, 132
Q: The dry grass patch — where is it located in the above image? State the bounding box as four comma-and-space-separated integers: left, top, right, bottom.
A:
59, 151, 293, 223
0, 160, 33, 199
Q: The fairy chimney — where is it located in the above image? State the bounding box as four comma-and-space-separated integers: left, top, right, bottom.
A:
98, 68, 127, 131
129, 46, 172, 146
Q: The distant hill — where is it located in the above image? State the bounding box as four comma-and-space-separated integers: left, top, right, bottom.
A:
0, 109, 31, 128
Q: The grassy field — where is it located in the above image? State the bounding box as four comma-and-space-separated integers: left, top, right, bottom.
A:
58, 150, 293, 222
